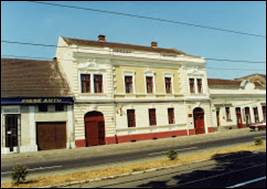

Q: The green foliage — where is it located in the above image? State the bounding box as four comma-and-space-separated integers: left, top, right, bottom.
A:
254, 137, 263, 145
167, 150, 178, 161
11, 165, 28, 185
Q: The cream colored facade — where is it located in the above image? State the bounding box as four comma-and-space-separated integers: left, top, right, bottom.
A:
56, 36, 214, 146
209, 81, 266, 130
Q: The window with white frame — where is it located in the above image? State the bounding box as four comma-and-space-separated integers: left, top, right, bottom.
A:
145, 72, 155, 94
189, 78, 195, 94
125, 75, 133, 93
80, 73, 103, 94
164, 74, 172, 94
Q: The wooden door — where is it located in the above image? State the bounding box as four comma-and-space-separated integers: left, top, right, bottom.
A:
37, 122, 66, 150
193, 108, 205, 134
5, 115, 19, 152
84, 112, 105, 147
235, 107, 243, 128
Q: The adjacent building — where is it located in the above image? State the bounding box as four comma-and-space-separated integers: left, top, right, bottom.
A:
208, 78, 266, 130
1, 58, 74, 154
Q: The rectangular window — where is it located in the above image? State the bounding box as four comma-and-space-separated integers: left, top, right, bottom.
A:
189, 78, 195, 93
81, 74, 91, 93
149, 109, 157, 126
225, 107, 231, 121
197, 79, 203, 93
38, 104, 48, 112
55, 104, 64, 112
94, 74, 103, 93
127, 109, 136, 128
168, 108, 175, 124
262, 106, 266, 122
125, 76, 133, 93
253, 107, 259, 123
165, 77, 172, 94
146, 76, 153, 94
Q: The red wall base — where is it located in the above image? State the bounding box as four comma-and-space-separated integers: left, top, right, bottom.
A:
75, 139, 86, 147
105, 129, 195, 144
208, 127, 217, 133
75, 128, 219, 148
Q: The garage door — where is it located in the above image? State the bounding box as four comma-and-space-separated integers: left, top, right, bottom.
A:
37, 122, 66, 150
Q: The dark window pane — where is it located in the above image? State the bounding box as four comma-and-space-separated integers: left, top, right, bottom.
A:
125, 76, 133, 93
165, 77, 172, 93
149, 109, 157, 126
189, 78, 195, 93
127, 109, 136, 128
38, 104, 48, 112
197, 79, 202, 93
81, 74, 91, 93
94, 74, 103, 93
146, 76, 153, 93
55, 104, 64, 112
168, 108, 175, 124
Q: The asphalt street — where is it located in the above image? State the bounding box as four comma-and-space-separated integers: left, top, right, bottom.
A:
1, 131, 265, 180
71, 151, 266, 188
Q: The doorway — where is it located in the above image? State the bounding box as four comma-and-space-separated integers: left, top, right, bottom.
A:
235, 107, 243, 128
5, 115, 19, 152
84, 111, 105, 147
193, 107, 205, 134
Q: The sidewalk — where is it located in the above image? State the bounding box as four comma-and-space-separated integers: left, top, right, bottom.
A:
1, 128, 262, 166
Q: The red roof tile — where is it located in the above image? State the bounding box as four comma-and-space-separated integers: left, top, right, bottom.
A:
1, 58, 70, 97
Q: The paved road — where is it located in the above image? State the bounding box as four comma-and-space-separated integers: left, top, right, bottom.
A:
72, 151, 266, 188
1, 131, 265, 180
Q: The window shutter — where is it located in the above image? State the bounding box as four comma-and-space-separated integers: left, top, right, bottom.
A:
81, 74, 91, 93
127, 109, 136, 128
149, 109, 157, 126
146, 76, 153, 93
189, 78, 195, 93
168, 108, 175, 124
94, 74, 103, 93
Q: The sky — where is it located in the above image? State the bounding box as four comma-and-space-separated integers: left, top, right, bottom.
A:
1, 1, 266, 79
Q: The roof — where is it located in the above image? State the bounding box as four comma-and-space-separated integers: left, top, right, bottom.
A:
234, 73, 266, 80
61, 36, 189, 56
1, 58, 70, 98
208, 78, 241, 87
208, 78, 265, 89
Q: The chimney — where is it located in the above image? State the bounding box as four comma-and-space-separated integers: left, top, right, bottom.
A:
151, 41, 158, 48
98, 34, 106, 42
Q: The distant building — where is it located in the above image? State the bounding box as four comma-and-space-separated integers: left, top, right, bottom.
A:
1, 58, 74, 154
208, 78, 266, 130
235, 73, 266, 87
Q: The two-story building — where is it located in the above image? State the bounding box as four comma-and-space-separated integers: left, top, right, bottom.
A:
56, 35, 214, 147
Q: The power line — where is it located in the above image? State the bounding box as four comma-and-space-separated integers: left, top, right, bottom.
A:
2, 40, 266, 64
27, 1, 266, 39
206, 58, 265, 64
1, 54, 266, 72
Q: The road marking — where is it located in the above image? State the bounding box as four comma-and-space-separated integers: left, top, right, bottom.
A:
177, 163, 266, 187
147, 146, 198, 156
1, 165, 63, 175
226, 176, 266, 188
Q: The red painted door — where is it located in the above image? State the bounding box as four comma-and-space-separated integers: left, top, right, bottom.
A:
193, 108, 205, 134
84, 112, 105, 147
235, 108, 243, 128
